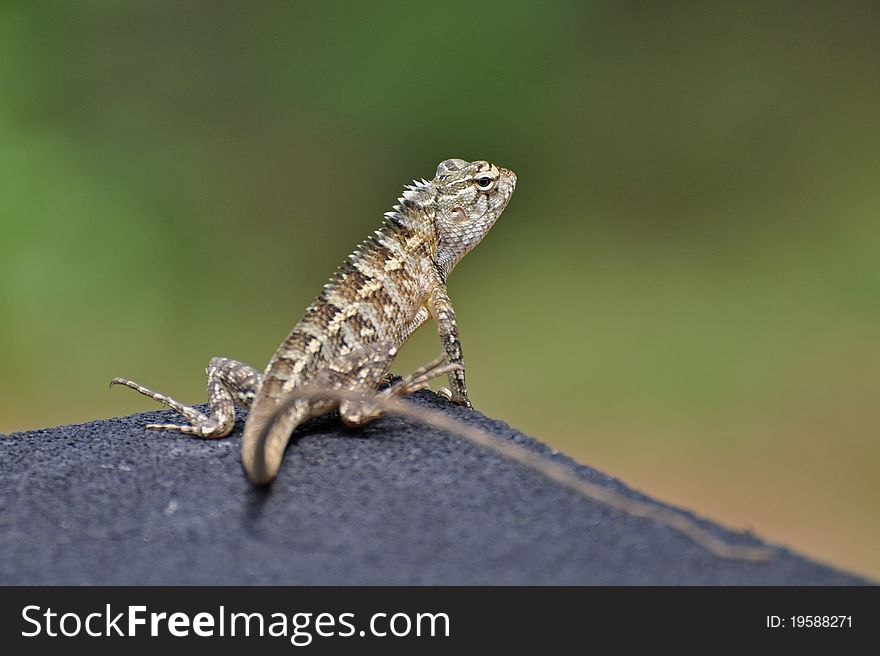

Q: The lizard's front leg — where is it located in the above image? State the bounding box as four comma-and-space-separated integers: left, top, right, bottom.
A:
110, 356, 261, 438
428, 285, 471, 407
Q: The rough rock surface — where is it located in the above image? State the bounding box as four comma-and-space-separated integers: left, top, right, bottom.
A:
0, 391, 866, 584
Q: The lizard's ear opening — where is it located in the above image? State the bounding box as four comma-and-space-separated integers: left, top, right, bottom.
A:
450, 207, 469, 223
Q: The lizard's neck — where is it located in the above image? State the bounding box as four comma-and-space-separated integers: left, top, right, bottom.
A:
381, 191, 438, 265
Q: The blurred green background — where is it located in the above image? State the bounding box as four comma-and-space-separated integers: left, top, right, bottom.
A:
1, 1, 878, 579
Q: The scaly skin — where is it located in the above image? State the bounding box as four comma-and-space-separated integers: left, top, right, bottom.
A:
112, 158, 516, 484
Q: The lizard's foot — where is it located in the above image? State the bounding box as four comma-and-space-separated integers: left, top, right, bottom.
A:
143, 420, 228, 437
110, 376, 233, 438
437, 385, 472, 407
381, 356, 462, 398
339, 357, 463, 427
110, 377, 206, 423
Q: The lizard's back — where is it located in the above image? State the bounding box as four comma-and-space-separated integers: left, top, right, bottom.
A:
262, 218, 436, 399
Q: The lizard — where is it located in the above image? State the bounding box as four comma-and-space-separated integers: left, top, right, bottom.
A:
112, 158, 517, 485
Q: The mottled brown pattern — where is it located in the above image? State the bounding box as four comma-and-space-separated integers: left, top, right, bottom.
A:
112, 158, 516, 484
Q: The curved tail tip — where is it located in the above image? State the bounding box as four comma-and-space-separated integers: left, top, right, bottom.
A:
247, 468, 277, 486
242, 450, 281, 486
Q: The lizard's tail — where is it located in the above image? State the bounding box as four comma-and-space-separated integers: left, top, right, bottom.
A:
241, 400, 310, 485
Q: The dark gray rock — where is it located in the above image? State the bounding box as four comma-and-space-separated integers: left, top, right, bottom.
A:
0, 391, 866, 585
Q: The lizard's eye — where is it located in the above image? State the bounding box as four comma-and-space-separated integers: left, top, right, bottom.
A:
476, 176, 495, 191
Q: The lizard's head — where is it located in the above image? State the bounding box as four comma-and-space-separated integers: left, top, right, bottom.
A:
430, 158, 516, 277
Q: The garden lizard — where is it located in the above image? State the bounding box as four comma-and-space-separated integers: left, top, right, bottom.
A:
112, 158, 517, 485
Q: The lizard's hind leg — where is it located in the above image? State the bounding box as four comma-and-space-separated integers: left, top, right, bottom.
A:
110, 357, 262, 438
339, 353, 462, 427
380, 355, 462, 398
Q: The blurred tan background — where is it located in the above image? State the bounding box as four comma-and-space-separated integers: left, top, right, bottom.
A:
1, 2, 878, 579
